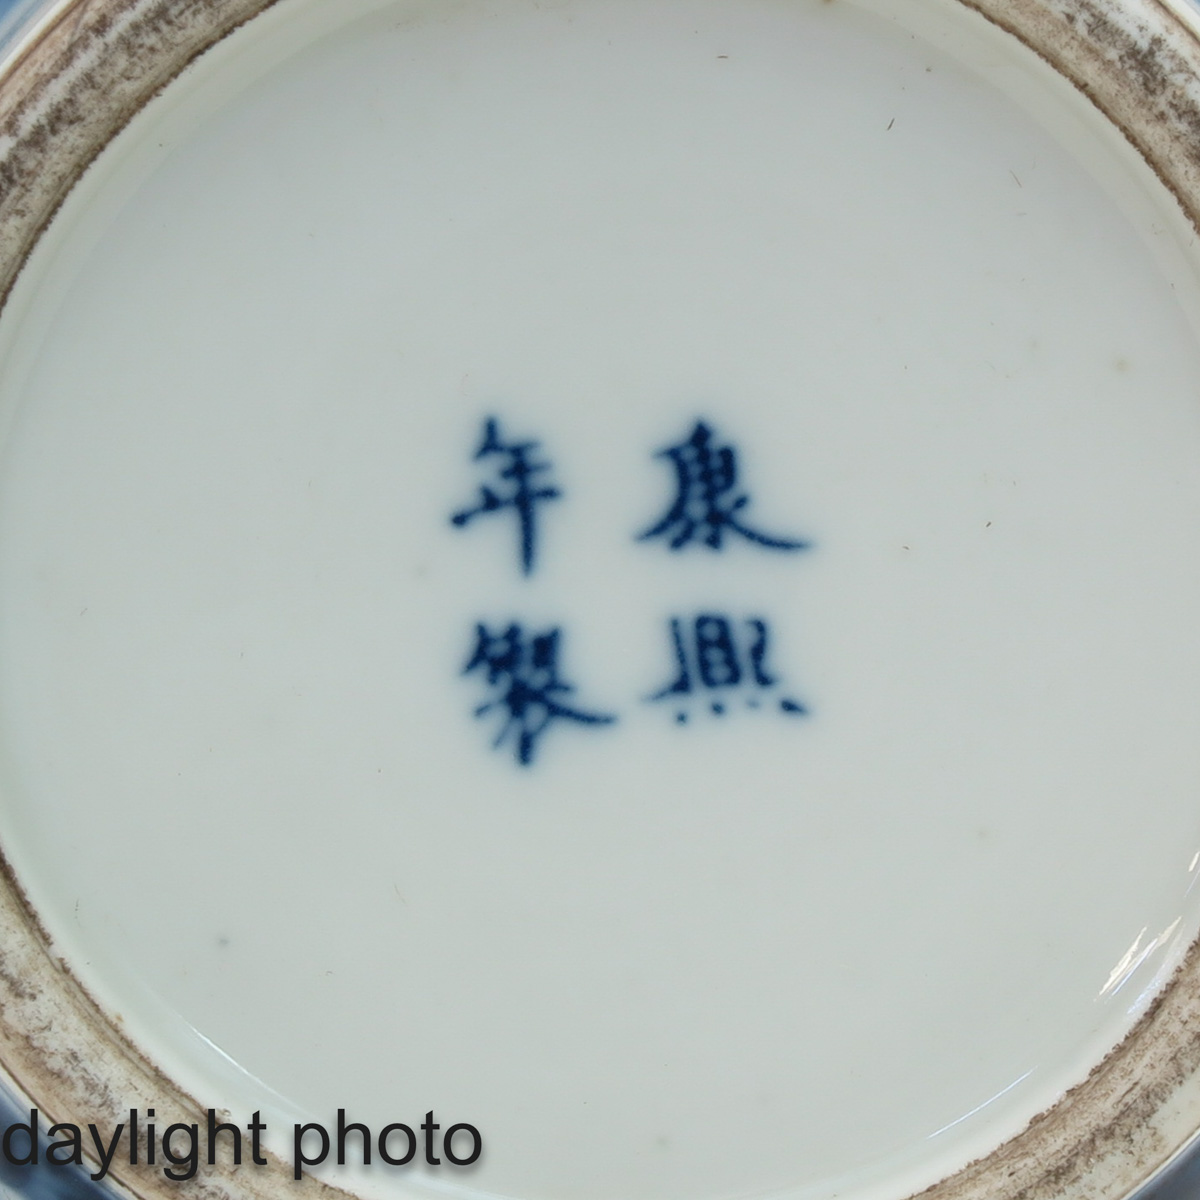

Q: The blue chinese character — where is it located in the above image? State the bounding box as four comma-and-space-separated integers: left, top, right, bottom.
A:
451, 417, 561, 575
639, 421, 808, 552
464, 623, 615, 765
652, 614, 806, 722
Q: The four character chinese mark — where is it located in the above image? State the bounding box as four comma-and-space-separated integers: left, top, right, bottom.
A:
450, 417, 561, 576
451, 416, 812, 765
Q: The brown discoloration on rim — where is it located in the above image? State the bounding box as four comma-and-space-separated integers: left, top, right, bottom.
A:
2, 0, 1200, 1198
908, 7, 1200, 1195
905, 4, 1200, 1193
0, 836, 349, 1200
0, 7, 358, 1194
956, 0, 1200, 236
0, 0, 287, 313
912, 933, 1200, 1199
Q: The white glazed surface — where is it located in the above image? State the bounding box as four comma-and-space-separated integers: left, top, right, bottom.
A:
0, 1, 1199, 1198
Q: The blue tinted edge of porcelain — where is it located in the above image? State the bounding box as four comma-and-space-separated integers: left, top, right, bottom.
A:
0, 0, 51, 59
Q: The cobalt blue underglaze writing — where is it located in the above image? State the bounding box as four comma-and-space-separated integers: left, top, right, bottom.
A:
651, 615, 807, 724
462, 624, 616, 767
639, 420, 809, 551
451, 416, 813, 765
450, 417, 561, 576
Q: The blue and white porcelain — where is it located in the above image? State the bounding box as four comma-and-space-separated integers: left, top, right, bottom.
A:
1, 2, 1200, 1199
